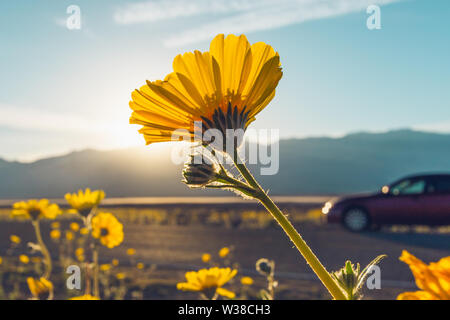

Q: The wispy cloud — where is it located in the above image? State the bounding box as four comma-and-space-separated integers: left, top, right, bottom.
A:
0, 103, 108, 133
114, 0, 402, 47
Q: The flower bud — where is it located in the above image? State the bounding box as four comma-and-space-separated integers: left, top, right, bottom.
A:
256, 258, 275, 277
182, 155, 218, 187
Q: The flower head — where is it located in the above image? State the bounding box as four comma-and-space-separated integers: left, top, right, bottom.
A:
137, 262, 144, 270
397, 250, 450, 300
241, 276, 254, 286
27, 277, 53, 300
69, 295, 100, 300
10, 235, 21, 244
202, 253, 211, 263
65, 188, 105, 217
70, 222, 80, 232
19, 254, 30, 264
91, 212, 124, 249
126, 248, 136, 256
129, 34, 282, 150
12, 199, 61, 220
219, 247, 230, 258
50, 229, 61, 240
183, 155, 219, 187
177, 267, 237, 299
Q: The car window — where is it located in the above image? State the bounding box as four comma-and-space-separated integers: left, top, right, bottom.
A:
390, 179, 426, 195
429, 177, 450, 194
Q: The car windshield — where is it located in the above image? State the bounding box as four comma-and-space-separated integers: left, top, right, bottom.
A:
390, 179, 426, 195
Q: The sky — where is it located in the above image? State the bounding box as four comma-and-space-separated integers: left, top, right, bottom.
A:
0, 0, 449, 161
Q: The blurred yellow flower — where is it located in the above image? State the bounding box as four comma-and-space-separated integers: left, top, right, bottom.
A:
100, 264, 111, 272
69, 295, 100, 300
91, 212, 124, 249
27, 277, 53, 300
75, 247, 84, 258
240, 276, 254, 286
126, 248, 136, 256
0, 257, 3, 265
70, 222, 80, 232
137, 262, 144, 270
80, 227, 89, 235
397, 250, 450, 300
202, 253, 211, 263
219, 247, 230, 258
65, 188, 105, 217
50, 230, 61, 240
129, 34, 282, 146
19, 254, 30, 264
177, 267, 237, 299
10, 235, 21, 244
51, 221, 60, 229
66, 231, 74, 241
116, 272, 126, 280
12, 199, 61, 220
112, 259, 119, 266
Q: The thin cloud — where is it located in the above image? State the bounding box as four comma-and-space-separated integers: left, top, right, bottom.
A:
114, 0, 402, 47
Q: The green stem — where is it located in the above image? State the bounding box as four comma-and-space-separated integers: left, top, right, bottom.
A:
232, 151, 347, 300
92, 245, 100, 298
32, 220, 52, 279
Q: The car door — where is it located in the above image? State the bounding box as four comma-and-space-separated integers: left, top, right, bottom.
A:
369, 178, 428, 224
419, 176, 450, 225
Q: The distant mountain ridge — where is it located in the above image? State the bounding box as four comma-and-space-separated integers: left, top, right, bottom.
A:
1, 129, 450, 198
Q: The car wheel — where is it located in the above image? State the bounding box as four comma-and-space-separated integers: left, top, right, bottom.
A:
343, 208, 370, 232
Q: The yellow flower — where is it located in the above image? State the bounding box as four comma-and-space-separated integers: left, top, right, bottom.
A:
202, 253, 211, 263
397, 250, 450, 300
240, 276, 254, 286
12, 199, 61, 220
80, 227, 89, 235
100, 264, 111, 272
91, 212, 124, 249
129, 34, 282, 147
19, 254, 30, 264
51, 221, 60, 229
69, 295, 100, 300
116, 272, 126, 280
65, 188, 105, 216
70, 222, 80, 232
177, 267, 237, 299
10, 235, 21, 244
66, 231, 74, 241
0, 257, 3, 265
137, 262, 144, 270
112, 259, 119, 266
27, 277, 53, 300
50, 229, 61, 240
219, 247, 230, 258
126, 248, 136, 256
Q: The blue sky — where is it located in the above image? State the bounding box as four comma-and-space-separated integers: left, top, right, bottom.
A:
0, 0, 449, 161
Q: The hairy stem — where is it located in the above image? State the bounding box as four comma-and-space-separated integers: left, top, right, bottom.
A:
32, 220, 52, 279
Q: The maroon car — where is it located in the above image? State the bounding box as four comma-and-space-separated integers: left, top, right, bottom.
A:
323, 174, 450, 231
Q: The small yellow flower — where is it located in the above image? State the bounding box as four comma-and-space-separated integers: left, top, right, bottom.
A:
137, 262, 144, 270
219, 247, 230, 258
75, 247, 84, 256
0, 257, 3, 265
12, 199, 61, 220
65, 188, 105, 217
66, 231, 74, 241
51, 221, 60, 229
80, 227, 89, 235
10, 235, 21, 244
116, 272, 126, 280
69, 295, 100, 300
126, 248, 136, 256
70, 222, 80, 232
240, 276, 254, 286
19, 254, 30, 264
91, 212, 124, 249
112, 259, 119, 266
100, 264, 111, 272
27, 277, 53, 300
202, 253, 211, 263
177, 267, 237, 299
397, 250, 450, 300
50, 229, 61, 240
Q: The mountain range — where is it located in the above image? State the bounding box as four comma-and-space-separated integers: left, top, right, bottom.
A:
1, 129, 450, 199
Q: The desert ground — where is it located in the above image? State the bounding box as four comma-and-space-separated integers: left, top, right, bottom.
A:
1, 199, 449, 300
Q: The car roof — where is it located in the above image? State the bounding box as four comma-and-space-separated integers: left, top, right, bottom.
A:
400, 173, 450, 180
